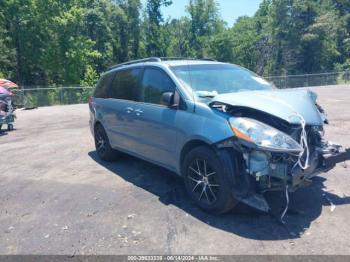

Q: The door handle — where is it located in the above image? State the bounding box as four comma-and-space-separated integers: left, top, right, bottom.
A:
125, 107, 134, 114
135, 109, 143, 116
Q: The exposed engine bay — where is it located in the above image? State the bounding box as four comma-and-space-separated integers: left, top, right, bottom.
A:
209, 89, 342, 221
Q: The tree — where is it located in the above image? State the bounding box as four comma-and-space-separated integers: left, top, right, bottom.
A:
39, 0, 101, 85
332, 0, 350, 70
166, 17, 192, 57
127, 0, 142, 59
1, 0, 350, 86
186, 0, 224, 58
0, 6, 15, 78
2, 0, 44, 84
83, 0, 116, 71
211, 16, 260, 70
145, 0, 172, 57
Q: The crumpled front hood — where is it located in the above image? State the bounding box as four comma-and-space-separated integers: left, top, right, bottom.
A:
210, 88, 323, 125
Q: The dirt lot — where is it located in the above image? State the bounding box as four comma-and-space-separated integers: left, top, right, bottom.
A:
0, 85, 350, 255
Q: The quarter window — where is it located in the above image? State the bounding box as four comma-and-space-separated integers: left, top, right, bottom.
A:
141, 68, 176, 105
109, 68, 142, 101
94, 73, 113, 98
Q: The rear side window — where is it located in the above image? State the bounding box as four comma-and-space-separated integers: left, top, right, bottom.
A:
94, 73, 113, 98
141, 68, 176, 105
109, 68, 142, 101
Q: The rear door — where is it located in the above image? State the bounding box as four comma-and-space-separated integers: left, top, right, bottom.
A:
103, 68, 143, 153
133, 67, 181, 169
91, 72, 115, 133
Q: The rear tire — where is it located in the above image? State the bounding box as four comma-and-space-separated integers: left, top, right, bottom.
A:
94, 124, 120, 162
182, 146, 238, 214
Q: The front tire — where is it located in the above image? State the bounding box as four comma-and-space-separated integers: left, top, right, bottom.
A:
94, 124, 119, 162
182, 146, 238, 214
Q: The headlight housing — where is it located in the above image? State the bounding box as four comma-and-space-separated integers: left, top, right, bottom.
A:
229, 117, 303, 153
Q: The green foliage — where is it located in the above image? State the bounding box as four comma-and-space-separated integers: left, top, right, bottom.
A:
187, 0, 224, 57
0, 4, 15, 79
0, 0, 350, 88
80, 65, 100, 87
145, 0, 173, 56
18, 87, 93, 108
165, 17, 192, 57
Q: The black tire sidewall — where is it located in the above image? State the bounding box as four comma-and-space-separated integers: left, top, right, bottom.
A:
94, 124, 116, 162
182, 146, 238, 214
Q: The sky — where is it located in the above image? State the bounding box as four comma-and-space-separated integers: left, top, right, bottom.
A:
141, 0, 263, 26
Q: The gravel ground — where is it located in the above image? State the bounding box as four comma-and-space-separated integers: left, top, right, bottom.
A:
0, 85, 349, 255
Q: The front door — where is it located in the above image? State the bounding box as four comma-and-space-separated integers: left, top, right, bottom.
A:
133, 67, 181, 169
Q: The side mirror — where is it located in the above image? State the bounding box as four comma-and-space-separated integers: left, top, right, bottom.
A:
161, 92, 178, 108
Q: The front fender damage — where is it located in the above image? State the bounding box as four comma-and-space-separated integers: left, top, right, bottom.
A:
216, 144, 270, 213
210, 94, 343, 221
216, 135, 343, 216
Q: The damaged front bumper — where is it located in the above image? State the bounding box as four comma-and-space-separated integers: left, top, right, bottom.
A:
217, 137, 343, 213
248, 141, 342, 191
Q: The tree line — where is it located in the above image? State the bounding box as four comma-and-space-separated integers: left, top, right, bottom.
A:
0, 0, 349, 86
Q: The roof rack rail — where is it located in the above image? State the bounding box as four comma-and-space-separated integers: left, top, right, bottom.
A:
109, 57, 161, 70
160, 57, 217, 62
199, 58, 217, 62
108, 57, 217, 70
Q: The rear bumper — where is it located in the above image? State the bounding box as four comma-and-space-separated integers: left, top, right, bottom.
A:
89, 109, 96, 137
89, 119, 94, 136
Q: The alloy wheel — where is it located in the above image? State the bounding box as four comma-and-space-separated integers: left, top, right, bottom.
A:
95, 127, 107, 156
187, 158, 220, 205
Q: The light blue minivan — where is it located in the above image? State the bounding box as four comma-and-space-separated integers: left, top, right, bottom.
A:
89, 57, 340, 216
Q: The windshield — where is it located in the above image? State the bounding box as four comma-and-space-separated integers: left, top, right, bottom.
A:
171, 64, 274, 98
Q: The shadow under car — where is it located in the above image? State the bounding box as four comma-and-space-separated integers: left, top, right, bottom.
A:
88, 150, 350, 241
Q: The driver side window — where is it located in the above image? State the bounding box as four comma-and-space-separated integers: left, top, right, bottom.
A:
141, 68, 176, 105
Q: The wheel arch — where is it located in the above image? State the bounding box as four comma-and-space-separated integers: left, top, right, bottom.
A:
94, 120, 102, 130
179, 139, 214, 176
92, 120, 104, 137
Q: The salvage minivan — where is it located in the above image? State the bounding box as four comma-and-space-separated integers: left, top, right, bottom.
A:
89, 57, 341, 217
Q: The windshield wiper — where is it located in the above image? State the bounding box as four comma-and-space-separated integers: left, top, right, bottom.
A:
195, 91, 218, 98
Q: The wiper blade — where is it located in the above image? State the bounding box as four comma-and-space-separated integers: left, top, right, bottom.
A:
198, 95, 216, 98
195, 90, 218, 98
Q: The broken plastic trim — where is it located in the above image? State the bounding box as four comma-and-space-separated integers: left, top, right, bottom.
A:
216, 137, 256, 151
235, 193, 270, 213
216, 140, 271, 213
